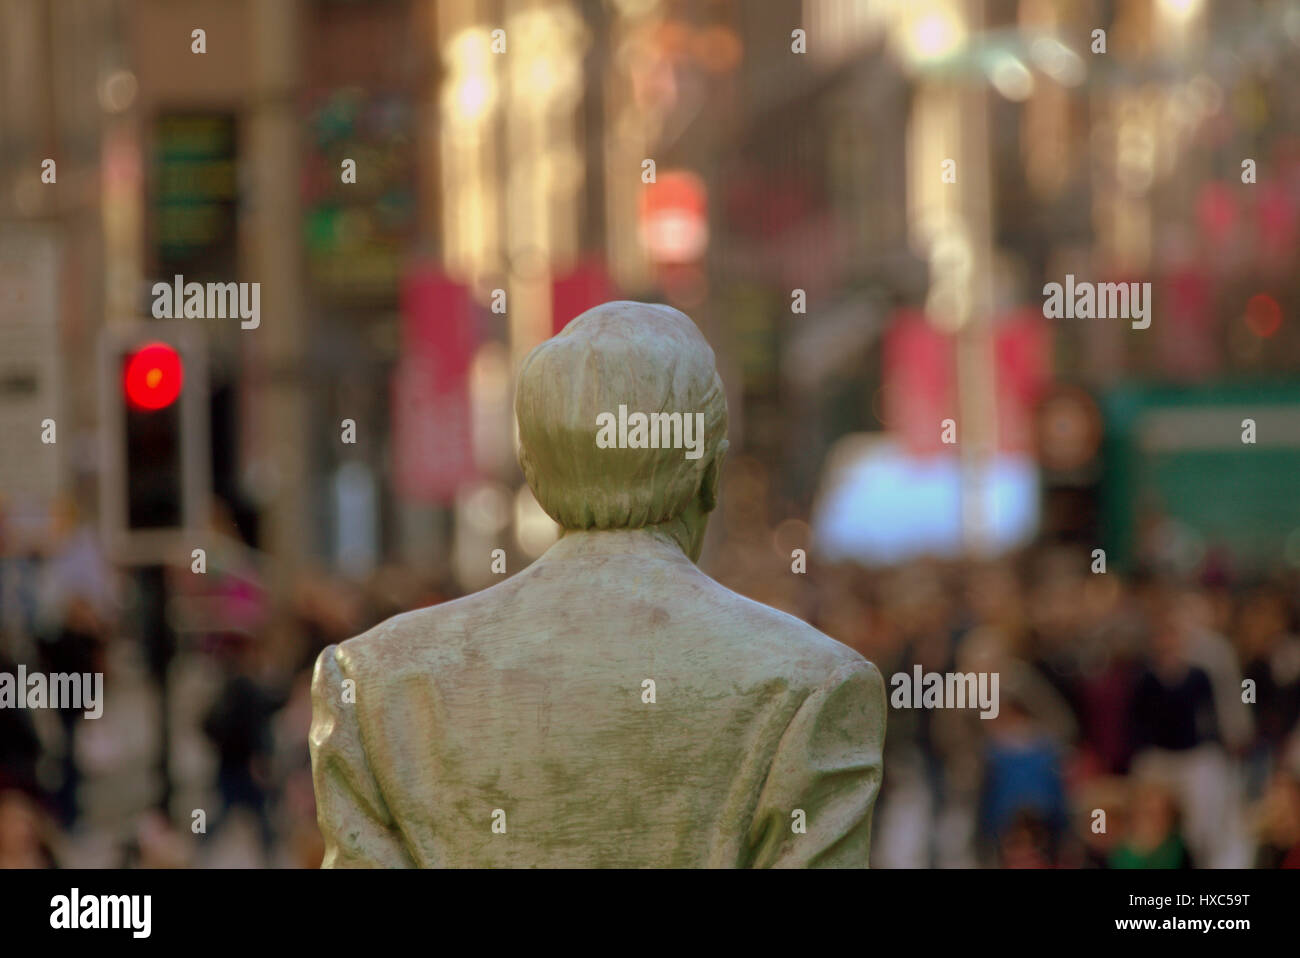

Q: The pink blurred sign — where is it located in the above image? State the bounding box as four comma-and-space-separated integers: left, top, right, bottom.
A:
884, 308, 1051, 457
993, 308, 1051, 454
393, 265, 477, 502
391, 358, 476, 503
400, 265, 475, 381
883, 309, 956, 457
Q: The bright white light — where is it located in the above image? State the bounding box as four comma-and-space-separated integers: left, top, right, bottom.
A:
1029, 37, 1085, 87
914, 15, 956, 58
443, 28, 497, 124
811, 437, 1039, 564
98, 69, 138, 113
990, 55, 1035, 101
453, 76, 491, 122
463, 482, 512, 534
1157, 0, 1204, 24
899, 7, 966, 64
639, 211, 709, 263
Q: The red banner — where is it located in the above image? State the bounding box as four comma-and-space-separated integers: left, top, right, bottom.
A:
393, 265, 477, 502
400, 266, 475, 382
391, 358, 476, 503
551, 258, 616, 337
883, 307, 1051, 457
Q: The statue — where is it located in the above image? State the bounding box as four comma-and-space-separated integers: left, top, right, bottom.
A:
309, 301, 886, 867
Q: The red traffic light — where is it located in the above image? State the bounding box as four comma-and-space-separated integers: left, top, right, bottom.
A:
124, 342, 183, 411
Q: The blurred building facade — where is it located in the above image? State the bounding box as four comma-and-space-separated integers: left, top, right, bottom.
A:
7, 0, 1300, 872
5, 0, 1300, 587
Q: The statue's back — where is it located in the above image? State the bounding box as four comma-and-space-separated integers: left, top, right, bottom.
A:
311, 532, 885, 868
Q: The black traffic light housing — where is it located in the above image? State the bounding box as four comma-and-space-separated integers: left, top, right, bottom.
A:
99, 325, 210, 564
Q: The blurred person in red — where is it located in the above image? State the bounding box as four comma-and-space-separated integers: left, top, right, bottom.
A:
1253, 763, 1300, 868
0, 790, 55, 868
998, 810, 1056, 868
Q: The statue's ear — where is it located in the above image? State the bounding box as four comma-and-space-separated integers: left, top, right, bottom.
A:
700, 439, 728, 513
517, 444, 535, 488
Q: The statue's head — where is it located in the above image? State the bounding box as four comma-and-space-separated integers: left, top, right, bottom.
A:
515, 301, 729, 562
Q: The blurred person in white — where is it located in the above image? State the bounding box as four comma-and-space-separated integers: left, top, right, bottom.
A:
1178, 584, 1254, 752
33, 496, 118, 635
1129, 591, 1249, 868
30, 497, 119, 826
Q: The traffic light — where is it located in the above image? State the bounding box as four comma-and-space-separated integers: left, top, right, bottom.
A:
122, 342, 184, 529
123, 342, 184, 411
100, 327, 209, 563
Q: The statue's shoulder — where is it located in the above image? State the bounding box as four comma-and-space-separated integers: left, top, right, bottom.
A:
693, 574, 873, 687
328, 598, 469, 678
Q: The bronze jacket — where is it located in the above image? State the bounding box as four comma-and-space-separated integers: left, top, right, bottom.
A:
309, 530, 886, 868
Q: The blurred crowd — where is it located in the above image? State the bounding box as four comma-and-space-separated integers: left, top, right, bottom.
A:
717, 532, 1300, 869
3, 488, 1299, 870
0, 496, 453, 869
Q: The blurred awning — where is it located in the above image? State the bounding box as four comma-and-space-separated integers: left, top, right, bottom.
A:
781, 293, 885, 392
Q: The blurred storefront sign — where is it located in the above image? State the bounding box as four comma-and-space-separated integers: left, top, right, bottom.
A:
882, 308, 956, 457
400, 267, 475, 380
151, 113, 238, 283
392, 361, 476, 504
1101, 384, 1300, 571
392, 267, 477, 503
883, 307, 1050, 456
302, 89, 416, 304
992, 307, 1053, 454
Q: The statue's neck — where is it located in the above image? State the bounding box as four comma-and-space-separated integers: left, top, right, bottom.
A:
548, 524, 696, 564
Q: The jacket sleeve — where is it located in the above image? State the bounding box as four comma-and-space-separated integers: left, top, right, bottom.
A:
309, 644, 415, 867
745, 659, 887, 868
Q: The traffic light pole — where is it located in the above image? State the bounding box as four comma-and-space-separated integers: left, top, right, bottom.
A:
100, 325, 210, 821
136, 564, 176, 815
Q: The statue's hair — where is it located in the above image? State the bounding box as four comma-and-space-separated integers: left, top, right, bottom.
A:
515, 301, 728, 530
